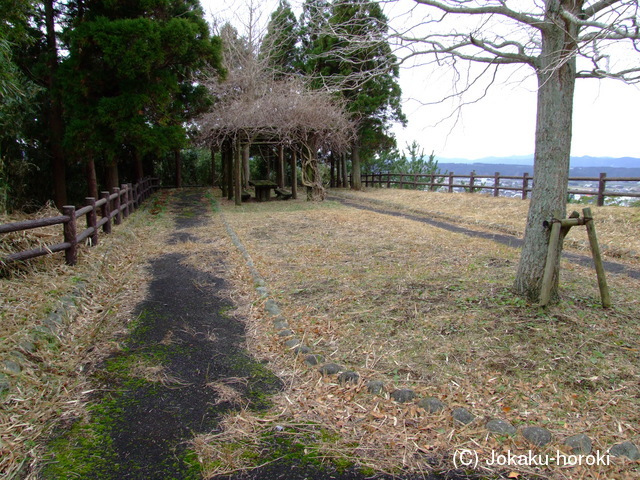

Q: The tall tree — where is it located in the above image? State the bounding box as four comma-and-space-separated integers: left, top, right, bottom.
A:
62, 0, 223, 193
261, 0, 299, 76
301, 0, 406, 190
393, 0, 640, 302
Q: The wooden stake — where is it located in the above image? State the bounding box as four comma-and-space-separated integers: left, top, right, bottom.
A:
583, 207, 611, 308
539, 219, 562, 307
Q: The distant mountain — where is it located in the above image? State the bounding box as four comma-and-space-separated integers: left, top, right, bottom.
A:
438, 162, 640, 177
439, 155, 640, 169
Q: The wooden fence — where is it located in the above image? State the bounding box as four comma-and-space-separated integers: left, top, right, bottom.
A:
0, 177, 159, 266
361, 172, 640, 206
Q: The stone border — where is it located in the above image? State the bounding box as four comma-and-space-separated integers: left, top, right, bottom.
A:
218, 210, 640, 463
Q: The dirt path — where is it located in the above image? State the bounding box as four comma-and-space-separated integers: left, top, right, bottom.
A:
37, 191, 283, 479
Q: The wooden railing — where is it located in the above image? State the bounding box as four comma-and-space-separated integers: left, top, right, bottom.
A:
1, 177, 159, 266
360, 172, 640, 206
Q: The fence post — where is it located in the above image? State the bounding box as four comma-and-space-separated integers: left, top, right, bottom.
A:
121, 184, 129, 219
494, 172, 500, 197
448, 172, 454, 193
86, 197, 98, 246
63, 205, 78, 266
386, 173, 391, 188
469, 171, 476, 193
414, 174, 418, 189
113, 187, 122, 225
597, 172, 607, 206
101, 191, 112, 234
399, 174, 404, 189
522, 173, 529, 200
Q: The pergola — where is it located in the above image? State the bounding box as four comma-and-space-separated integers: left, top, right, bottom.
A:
197, 77, 354, 205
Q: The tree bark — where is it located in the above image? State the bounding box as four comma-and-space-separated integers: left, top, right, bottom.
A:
134, 151, 144, 181
44, 0, 67, 209
234, 138, 242, 205
276, 144, 285, 188
86, 156, 98, 200
329, 153, 336, 188
174, 149, 182, 187
351, 140, 362, 190
105, 162, 119, 192
514, 1, 579, 303
242, 142, 250, 189
210, 144, 217, 187
341, 152, 349, 188
226, 140, 233, 200
290, 149, 297, 199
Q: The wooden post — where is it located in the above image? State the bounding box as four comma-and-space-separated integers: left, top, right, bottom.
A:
597, 173, 607, 206
448, 172, 454, 193
539, 219, 562, 307
469, 171, 476, 193
121, 184, 129, 219
386, 173, 391, 188
522, 173, 530, 200
414, 174, 418, 189
494, 172, 500, 197
234, 138, 242, 206
276, 144, 285, 189
290, 149, 298, 200
63, 205, 78, 266
399, 174, 404, 189
86, 197, 98, 246
583, 207, 611, 307
101, 191, 112, 234
211, 144, 217, 187
113, 187, 122, 225
227, 141, 234, 200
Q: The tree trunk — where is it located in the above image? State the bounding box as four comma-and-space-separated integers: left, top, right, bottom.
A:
174, 150, 182, 187
44, 0, 66, 209
211, 144, 217, 187
276, 144, 285, 188
134, 151, 144, 181
342, 152, 349, 188
234, 138, 242, 205
330, 153, 336, 188
226, 140, 233, 200
242, 142, 250, 189
351, 141, 362, 190
290, 149, 297, 199
106, 162, 119, 192
514, 3, 578, 303
86, 156, 98, 200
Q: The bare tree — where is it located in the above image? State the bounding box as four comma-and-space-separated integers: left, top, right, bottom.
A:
374, 0, 640, 303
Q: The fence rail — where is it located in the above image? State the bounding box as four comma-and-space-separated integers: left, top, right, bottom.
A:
1, 177, 159, 266
361, 172, 640, 206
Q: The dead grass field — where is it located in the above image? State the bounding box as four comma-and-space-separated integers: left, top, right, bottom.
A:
330, 188, 640, 265
213, 189, 639, 480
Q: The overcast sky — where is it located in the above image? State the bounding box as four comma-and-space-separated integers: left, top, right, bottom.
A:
202, 0, 640, 161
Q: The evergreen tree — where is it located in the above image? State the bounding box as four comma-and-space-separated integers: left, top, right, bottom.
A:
299, 0, 405, 189
62, 0, 223, 194
261, 0, 299, 77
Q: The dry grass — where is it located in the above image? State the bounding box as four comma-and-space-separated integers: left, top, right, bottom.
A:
3, 187, 637, 479
0, 190, 174, 479
208, 190, 640, 480
331, 188, 640, 264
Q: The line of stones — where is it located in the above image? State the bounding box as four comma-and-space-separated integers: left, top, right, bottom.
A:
219, 211, 639, 463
